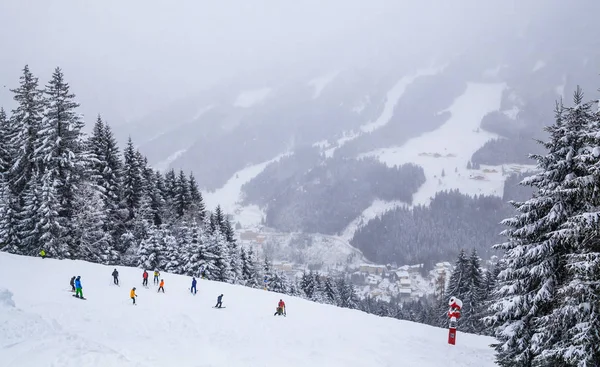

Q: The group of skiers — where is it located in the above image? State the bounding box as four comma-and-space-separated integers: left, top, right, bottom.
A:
69, 269, 287, 315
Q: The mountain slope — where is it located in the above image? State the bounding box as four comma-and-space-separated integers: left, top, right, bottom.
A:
0, 253, 497, 366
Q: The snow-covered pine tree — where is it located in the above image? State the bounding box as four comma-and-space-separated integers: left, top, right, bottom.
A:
206, 228, 232, 282
137, 225, 165, 271
162, 225, 181, 273
445, 249, 470, 299
322, 276, 339, 305
8, 65, 44, 199
241, 246, 259, 287
336, 277, 358, 309
487, 92, 594, 367
263, 255, 274, 289
180, 221, 208, 277
72, 182, 116, 263
149, 171, 166, 226
267, 270, 289, 294
121, 138, 143, 222
187, 172, 206, 223
175, 170, 191, 218
301, 271, 316, 299
535, 92, 600, 366
36, 67, 87, 254
0, 108, 20, 253
462, 249, 486, 334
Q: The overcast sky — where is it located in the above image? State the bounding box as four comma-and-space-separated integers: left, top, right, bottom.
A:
0, 0, 573, 126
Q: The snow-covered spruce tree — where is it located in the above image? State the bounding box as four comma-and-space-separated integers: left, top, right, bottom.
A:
445, 249, 470, 299
161, 225, 181, 273
35, 67, 87, 256
72, 182, 116, 263
137, 225, 165, 271
300, 271, 317, 299
187, 172, 206, 223
322, 276, 339, 305
241, 246, 259, 287
535, 94, 600, 366
0, 108, 21, 253
267, 269, 289, 294
487, 93, 594, 367
460, 249, 487, 334
149, 171, 166, 227
121, 138, 144, 223
336, 277, 358, 309
205, 228, 232, 282
181, 221, 208, 277
263, 255, 274, 289
8, 65, 44, 200
87, 116, 124, 240
175, 170, 191, 218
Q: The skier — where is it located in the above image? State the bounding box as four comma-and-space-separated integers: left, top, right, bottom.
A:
215, 294, 223, 308
39, 249, 46, 259
158, 279, 165, 293
200, 265, 206, 279
130, 287, 137, 305
74, 276, 84, 299
70, 276, 76, 292
191, 277, 197, 294
112, 268, 119, 285
201, 269, 207, 279
274, 299, 286, 316
142, 270, 149, 287
153, 270, 160, 285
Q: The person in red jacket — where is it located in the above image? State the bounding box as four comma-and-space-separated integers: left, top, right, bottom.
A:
142, 270, 149, 287
274, 299, 286, 316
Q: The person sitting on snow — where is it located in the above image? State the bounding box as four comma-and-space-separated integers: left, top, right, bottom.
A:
274, 299, 286, 316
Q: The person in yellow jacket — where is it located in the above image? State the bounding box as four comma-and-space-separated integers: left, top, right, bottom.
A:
130, 287, 137, 305
39, 249, 46, 259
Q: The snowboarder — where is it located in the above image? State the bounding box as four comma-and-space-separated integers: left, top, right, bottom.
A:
191, 277, 197, 294
130, 287, 137, 305
158, 279, 165, 293
153, 270, 160, 285
274, 299, 286, 316
39, 249, 46, 259
142, 270, 149, 287
112, 268, 119, 285
215, 294, 223, 308
201, 269, 207, 279
74, 276, 84, 299
70, 276, 76, 292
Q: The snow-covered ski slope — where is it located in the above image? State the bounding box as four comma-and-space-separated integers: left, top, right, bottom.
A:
0, 253, 497, 367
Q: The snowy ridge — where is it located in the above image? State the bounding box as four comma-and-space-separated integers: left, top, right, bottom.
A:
307, 71, 340, 99
339, 200, 406, 241
322, 64, 445, 157
152, 148, 188, 173
0, 253, 497, 367
203, 153, 290, 224
363, 82, 536, 206
234, 87, 271, 108
190, 104, 214, 121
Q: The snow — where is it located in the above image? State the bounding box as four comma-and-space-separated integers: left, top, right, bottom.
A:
339, 199, 406, 241
360, 66, 444, 134
152, 148, 188, 173
190, 104, 214, 121
352, 95, 370, 113
246, 231, 368, 268
532, 60, 546, 72
234, 88, 271, 108
503, 105, 520, 120
307, 71, 339, 99
0, 253, 498, 366
322, 65, 445, 157
362, 83, 537, 206
203, 153, 289, 223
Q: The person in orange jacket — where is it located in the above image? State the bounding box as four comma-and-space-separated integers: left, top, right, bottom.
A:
158, 279, 165, 293
130, 287, 137, 305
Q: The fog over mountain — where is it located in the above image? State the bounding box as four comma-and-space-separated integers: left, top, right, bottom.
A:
1, 0, 599, 269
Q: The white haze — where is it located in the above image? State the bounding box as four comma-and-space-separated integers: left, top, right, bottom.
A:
0, 0, 586, 125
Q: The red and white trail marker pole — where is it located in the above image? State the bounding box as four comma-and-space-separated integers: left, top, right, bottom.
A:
447, 296, 462, 345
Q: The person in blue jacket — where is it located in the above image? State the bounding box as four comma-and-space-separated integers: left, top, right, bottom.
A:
74, 276, 84, 298
191, 277, 197, 294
